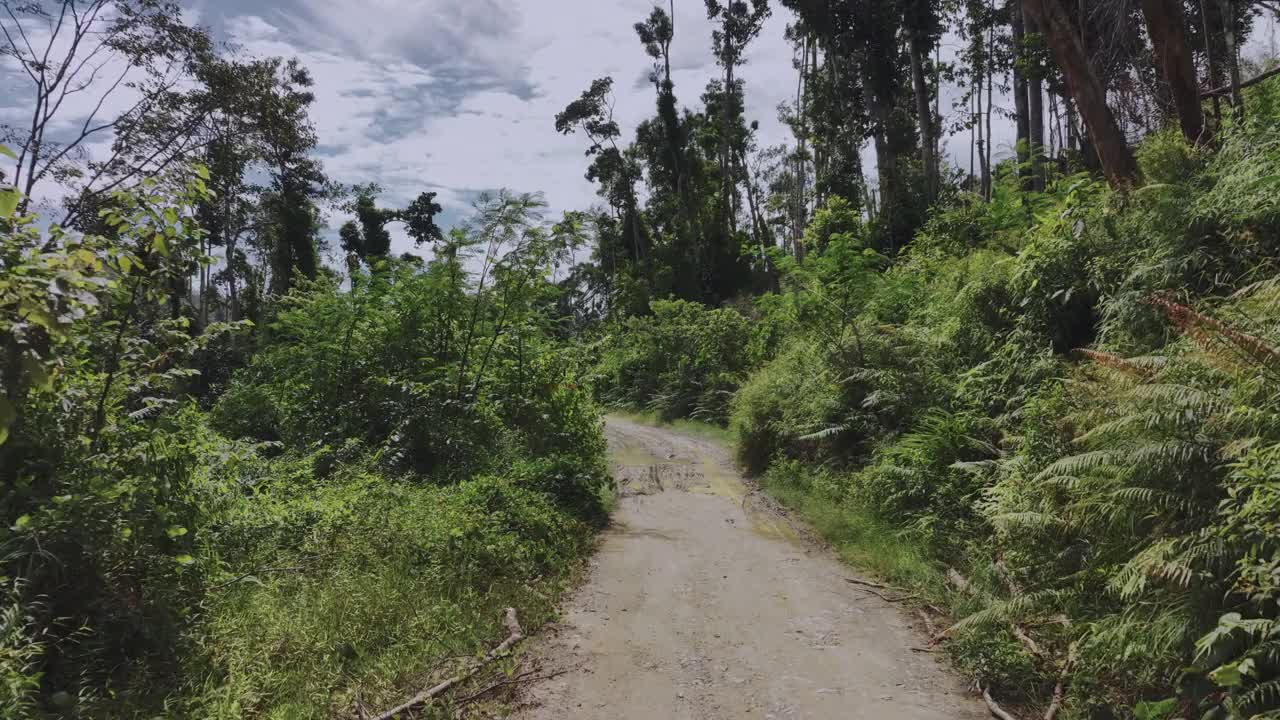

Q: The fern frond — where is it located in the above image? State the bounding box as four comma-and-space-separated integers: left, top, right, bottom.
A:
1127, 440, 1215, 471
1230, 678, 1280, 714
1109, 486, 1205, 517
1125, 383, 1226, 412
798, 425, 847, 442
1036, 451, 1116, 481
952, 589, 1067, 632
991, 511, 1067, 531
1078, 349, 1154, 379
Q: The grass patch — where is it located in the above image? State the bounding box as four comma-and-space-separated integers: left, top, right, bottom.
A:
758, 462, 946, 597
606, 408, 735, 446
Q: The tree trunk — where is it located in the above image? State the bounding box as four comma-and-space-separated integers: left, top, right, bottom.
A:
1218, 0, 1244, 116
1023, 0, 1138, 187
1064, 94, 1079, 151
1011, 1, 1033, 191
1024, 8, 1047, 190
861, 59, 897, 244
907, 27, 936, 201
985, 21, 995, 200
1141, 0, 1205, 143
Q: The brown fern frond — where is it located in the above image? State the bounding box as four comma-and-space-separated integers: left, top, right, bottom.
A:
1077, 349, 1155, 379
1149, 295, 1280, 373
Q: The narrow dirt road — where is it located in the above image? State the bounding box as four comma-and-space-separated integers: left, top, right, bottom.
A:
514, 416, 986, 720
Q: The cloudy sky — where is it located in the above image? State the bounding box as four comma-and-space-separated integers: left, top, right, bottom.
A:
8, 1, 1276, 259
0, 0, 1033, 258
181, 0, 814, 257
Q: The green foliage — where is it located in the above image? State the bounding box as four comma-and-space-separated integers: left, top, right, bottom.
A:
190, 461, 593, 717
2, 175, 608, 716
631, 95, 1280, 716
593, 299, 752, 424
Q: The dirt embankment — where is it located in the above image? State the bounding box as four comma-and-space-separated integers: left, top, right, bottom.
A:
514, 416, 986, 720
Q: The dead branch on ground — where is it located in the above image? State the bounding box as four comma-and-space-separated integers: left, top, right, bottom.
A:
371, 608, 524, 720
982, 685, 1019, 720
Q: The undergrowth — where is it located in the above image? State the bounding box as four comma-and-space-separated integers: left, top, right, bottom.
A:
591, 78, 1280, 719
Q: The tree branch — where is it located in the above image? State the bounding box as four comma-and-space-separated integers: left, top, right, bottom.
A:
370, 608, 525, 720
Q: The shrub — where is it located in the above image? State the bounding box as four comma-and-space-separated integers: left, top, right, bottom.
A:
593, 299, 752, 423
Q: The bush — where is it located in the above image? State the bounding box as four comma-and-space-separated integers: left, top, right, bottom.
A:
730, 338, 843, 474
593, 299, 752, 423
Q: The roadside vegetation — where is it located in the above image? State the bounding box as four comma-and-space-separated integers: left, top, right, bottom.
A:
580, 36, 1280, 720
0, 170, 607, 717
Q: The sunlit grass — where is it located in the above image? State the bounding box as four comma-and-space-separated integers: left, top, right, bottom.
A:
605, 408, 735, 446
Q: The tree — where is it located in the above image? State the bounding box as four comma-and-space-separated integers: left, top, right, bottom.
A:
556, 77, 647, 267
636, 3, 695, 249
903, 0, 942, 201
704, 0, 771, 240
253, 59, 326, 296
1022, 0, 1138, 187
1141, 0, 1204, 143
339, 188, 444, 266
1010, 0, 1033, 190
0, 0, 215, 224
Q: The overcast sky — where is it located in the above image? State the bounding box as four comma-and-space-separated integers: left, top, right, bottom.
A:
6, 1, 1277, 260
182, 0, 815, 257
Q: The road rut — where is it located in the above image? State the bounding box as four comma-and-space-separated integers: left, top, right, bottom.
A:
514, 416, 986, 720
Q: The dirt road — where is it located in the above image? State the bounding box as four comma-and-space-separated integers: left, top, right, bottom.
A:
514, 416, 986, 720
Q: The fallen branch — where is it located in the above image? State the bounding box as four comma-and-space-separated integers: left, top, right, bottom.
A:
993, 557, 1024, 596
372, 608, 524, 720
1042, 643, 1078, 720
210, 565, 306, 591
982, 685, 1019, 720
850, 586, 916, 603
455, 665, 574, 707
1201, 66, 1280, 98
845, 576, 904, 592
1012, 625, 1044, 658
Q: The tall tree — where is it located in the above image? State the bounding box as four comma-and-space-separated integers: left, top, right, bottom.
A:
1141, 0, 1204, 143
705, 0, 771, 240
903, 0, 941, 201
1010, 0, 1033, 190
556, 77, 648, 267
636, 3, 696, 249
1024, 6, 1047, 190
253, 59, 326, 296
1022, 0, 1138, 187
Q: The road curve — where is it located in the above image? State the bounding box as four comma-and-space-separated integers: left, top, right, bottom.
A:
513, 416, 987, 720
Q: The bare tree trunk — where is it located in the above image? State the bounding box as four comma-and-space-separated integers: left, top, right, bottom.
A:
1025, 8, 1047, 190
1141, 0, 1205, 143
1064, 94, 1079, 151
935, 44, 942, 181
1023, 0, 1138, 187
970, 91, 977, 185
1200, 0, 1223, 123
907, 27, 937, 201
985, 27, 995, 200
1011, 0, 1033, 191
794, 35, 809, 255
861, 61, 897, 225
1218, 0, 1244, 116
